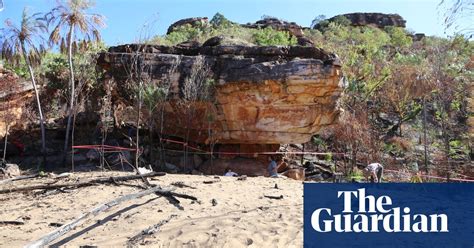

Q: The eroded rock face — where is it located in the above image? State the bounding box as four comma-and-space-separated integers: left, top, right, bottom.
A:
0, 66, 33, 138
321, 12, 406, 29
242, 18, 305, 37
167, 17, 209, 34
98, 44, 343, 145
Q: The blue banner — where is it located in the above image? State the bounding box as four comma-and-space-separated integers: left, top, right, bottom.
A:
304, 183, 474, 248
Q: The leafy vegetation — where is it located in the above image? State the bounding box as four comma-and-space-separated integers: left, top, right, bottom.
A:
0, 9, 472, 178
46, 0, 106, 162
1, 7, 48, 167
152, 13, 298, 46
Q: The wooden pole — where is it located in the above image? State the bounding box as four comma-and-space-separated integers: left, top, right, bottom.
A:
0, 172, 165, 194
26, 186, 173, 248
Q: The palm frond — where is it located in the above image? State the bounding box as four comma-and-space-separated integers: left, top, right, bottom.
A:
0, 7, 47, 67
46, 0, 105, 54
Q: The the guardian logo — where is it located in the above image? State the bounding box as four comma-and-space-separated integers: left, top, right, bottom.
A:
311, 188, 449, 233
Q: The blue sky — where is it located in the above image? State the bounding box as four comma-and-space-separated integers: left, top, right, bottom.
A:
0, 0, 458, 46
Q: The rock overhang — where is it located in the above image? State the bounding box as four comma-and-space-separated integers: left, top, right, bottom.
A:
97, 44, 343, 145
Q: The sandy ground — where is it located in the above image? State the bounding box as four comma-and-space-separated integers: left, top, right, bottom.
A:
0, 172, 303, 247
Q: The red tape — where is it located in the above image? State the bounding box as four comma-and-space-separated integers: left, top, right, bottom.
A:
72, 145, 137, 152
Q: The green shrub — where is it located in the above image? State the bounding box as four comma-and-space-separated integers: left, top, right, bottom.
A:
449, 140, 469, 159
253, 27, 297, 46
210, 12, 234, 28
152, 24, 297, 46
385, 26, 413, 48
347, 169, 365, 181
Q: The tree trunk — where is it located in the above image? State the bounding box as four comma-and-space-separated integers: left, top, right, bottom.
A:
25, 185, 172, 248
301, 143, 305, 165
351, 145, 357, 173
423, 97, 429, 173
184, 107, 193, 172
21, 42, 46, 169
135, 55, 142, 169
208, 117, 213, 174
159, 104, 166, 170
149, 110, 154, 165
398, 119, 403, 137
71, 110, 77, 172
2, 124, 8, 163
442, 121, 451, 182
63, 25, 75, 166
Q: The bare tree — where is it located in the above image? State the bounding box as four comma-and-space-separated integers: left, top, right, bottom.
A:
141, 56, 181, 169
331, 109, 382, 175
178, 56, 213, 171
439, 0, 474, 37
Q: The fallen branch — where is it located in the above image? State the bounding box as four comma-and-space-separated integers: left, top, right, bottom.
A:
115, 183, 198, 202
0, 220, 25, 226
0, 172, 166, 194
0, 173, 39, 185
264, 195, 284, 200
25, 186, 174, 248
126, 215, 177, 247
203, 180, 220, 184
171, 181, 196, 189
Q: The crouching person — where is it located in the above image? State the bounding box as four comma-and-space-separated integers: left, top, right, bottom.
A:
267, 156, 278, 177
364, 163, 384, 183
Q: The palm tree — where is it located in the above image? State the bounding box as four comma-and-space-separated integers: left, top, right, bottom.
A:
1, 8, 48, 168
46, 0, 105, 163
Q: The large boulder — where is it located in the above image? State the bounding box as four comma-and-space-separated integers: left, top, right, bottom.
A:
0, 163, 21, 179
242, 17, 304, 37
98, 43, 343, 145
167, 17, 209, 34
316, 12, 406, 29
0, 66, 34, 138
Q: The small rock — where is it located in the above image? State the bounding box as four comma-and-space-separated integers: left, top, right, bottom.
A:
237, 175, 247, 181
246, 238, 253, 245
211, 199, 218, 206
0, 164, 20, 178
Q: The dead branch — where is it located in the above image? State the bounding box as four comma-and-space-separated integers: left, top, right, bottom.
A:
0, 172, 166, 194
0, 173, 39, 185
0, 220, 25, 226
203, 179, 220, 184
25, 186, 174, 248
171, 181, 196, 189
112, 182, 198, 202
126, 215, 177, 247
263, 195, 284, 200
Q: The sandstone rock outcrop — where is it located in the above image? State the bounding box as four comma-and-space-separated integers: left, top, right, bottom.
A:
98, 43, 343, 145
0, 65, 33, 138
316, 12, 406, 29
242, 18, 304, 37
167, 17, 209, 34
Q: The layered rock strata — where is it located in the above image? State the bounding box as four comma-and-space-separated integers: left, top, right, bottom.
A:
98, 43, 343, 145
316, 12, 406, 29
